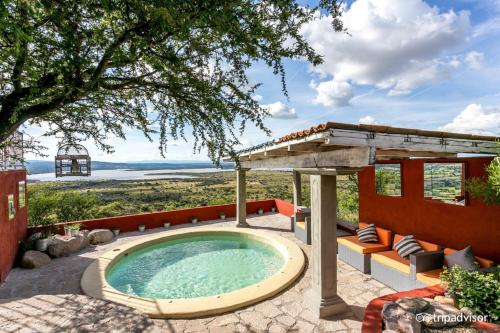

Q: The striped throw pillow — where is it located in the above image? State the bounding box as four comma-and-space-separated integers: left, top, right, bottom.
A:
394, 235, 424, 258
356, 224, 378, 243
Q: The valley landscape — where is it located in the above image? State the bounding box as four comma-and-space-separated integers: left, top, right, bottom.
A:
27, 170, 360, 227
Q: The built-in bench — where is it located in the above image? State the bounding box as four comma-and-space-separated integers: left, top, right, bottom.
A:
415, 248, 495, 287
339, 224, 497, 291
338, 222, 392, 273
371, 234, 442, 291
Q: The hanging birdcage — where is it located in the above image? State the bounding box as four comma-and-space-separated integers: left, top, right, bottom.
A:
55, 144, 91, 177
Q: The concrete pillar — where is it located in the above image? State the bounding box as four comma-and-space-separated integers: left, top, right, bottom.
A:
292, 170, 302, 209
236, 168, 249, 228
304, 174, 347, 318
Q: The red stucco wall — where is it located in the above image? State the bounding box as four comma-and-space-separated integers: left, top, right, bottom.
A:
274, 198, 294, 217
28, 199, 282, 235
358, 158, 500, 262
0, 170, 27, 282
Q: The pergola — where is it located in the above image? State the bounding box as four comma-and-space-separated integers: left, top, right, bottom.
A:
225, 122, 498, 318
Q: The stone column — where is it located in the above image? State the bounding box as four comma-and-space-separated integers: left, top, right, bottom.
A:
292, 170, 302, 209
236, 168, 249, 228
304, 174, 347, 318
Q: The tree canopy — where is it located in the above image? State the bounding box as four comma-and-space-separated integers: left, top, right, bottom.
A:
0, 0, 344, 163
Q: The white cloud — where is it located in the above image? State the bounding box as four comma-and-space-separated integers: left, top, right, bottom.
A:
439, 104, 500, 135
359, 116, 378, 125
302, 0, 473, 98
261, 101, 298, 119
464, 51, 484, 70
252, 94, 263, 102
473, 17, 500, 38
310, 79, 353, 107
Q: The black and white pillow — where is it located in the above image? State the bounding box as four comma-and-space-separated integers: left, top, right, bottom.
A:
394, 235, 423, 258
356, 224, 378, 243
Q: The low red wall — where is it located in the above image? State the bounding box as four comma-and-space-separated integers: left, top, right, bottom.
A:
359, 158, 500, 262
0, 170, 27, 283
274, 198, 294, 217
28, 199, 283, 235
362, 285, 499, 333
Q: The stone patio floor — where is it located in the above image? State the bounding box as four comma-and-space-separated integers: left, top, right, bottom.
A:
0, 213, 395, 332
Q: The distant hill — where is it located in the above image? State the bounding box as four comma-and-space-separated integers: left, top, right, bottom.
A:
25, 160, 234, 175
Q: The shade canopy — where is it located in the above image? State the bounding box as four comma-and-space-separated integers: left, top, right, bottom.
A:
225, 122, 498, 170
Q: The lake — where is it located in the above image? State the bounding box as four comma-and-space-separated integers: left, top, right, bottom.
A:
28, 168, 228, 182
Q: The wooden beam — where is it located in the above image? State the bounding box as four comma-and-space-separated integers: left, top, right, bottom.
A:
288, 142, 322, 152
294, 168, 362, 175
240, 147, 373, 169
325, 129, 497, 154
376, 149, 458, 159
264, 149, 292, 157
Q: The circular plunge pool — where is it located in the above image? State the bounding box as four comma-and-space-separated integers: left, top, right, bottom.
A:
81, 227, 305, 318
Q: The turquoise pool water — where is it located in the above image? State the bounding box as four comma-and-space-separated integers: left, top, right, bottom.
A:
106, 234, 285, 299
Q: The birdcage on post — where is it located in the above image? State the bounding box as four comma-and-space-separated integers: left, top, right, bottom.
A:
55, 144, 91, 177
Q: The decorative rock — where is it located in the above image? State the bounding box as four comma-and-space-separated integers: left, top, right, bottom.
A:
383, 302, 421, 333
460, 307, 474, 317
21, 251, 51, 268
434, 295, 456, 307
48, 233, 88, 257
88, 229, 114, 244
421, 302, 462, 328
396, 297, 430, 314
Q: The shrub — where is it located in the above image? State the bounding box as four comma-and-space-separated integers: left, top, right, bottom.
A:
466, 151, 500, 205
28, 186, 98, 226
440, 265, 500, 323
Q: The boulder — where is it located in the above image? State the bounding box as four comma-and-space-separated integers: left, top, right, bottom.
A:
21, 251, 51, 268
421, 302, 462, 328
88, 229, 114, 244
460, 307, 474, 317
383, 302, 421, 333
434, 295, 456, 307
396, 297, 430, 314
48, 233, 89, 257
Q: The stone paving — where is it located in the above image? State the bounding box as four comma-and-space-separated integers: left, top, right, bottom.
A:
0, 214, 395, 332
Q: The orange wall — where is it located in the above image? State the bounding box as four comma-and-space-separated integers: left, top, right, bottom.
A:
359, 158, 500, 262
0, 170, 28, 282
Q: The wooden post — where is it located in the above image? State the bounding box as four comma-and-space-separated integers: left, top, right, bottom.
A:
236, 168, 249, 227
304, 174, 347, 318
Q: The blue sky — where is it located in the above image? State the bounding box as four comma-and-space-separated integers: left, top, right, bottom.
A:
27, 0, 500, 162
